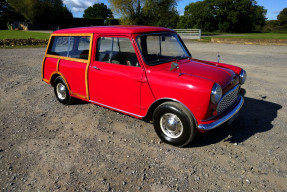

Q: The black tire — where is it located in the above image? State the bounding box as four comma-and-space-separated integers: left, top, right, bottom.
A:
153, 102, 196, 147
53, 76, 74, 105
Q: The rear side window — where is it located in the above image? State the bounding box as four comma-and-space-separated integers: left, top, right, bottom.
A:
48, 36, 90, 60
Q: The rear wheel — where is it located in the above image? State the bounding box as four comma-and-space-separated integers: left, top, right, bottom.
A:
153, 102, 196, 147
54, 76, 74, 105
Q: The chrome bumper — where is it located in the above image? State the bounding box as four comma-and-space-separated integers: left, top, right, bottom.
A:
198, 96, 244, 131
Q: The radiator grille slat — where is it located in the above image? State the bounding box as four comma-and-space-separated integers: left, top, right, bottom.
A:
217, 85, 239, 114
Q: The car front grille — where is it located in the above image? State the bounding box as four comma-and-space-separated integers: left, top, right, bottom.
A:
217, 85, 240, 114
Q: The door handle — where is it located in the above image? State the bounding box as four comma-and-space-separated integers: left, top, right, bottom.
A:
92, 66, 100, 70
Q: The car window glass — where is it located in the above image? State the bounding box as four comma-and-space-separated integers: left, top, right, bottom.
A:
96, 37, 139, 67
78, 37, 90, 51
136, 33, 189, 65
50, 36, 69, 56
48, 36, 90, 60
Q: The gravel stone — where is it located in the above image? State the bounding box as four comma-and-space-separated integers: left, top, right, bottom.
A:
0, 43, 286, 191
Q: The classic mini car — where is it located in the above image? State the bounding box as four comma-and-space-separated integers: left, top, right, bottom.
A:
42, 26, 246, 147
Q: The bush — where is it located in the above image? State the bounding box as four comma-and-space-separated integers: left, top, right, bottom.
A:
105, 18, 120, 25
0, 38, 48, 47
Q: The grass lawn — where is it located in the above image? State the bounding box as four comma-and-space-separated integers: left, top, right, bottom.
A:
218, 33, 287, 39
0, 30, 50, 40
201, 32, 287, 39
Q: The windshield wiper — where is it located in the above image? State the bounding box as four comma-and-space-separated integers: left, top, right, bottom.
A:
171, 56, 188, 60
148, 56, 189, 65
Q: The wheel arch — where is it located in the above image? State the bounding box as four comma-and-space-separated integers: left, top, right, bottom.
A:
50, 73, 60, 86
50, 72, 70, 91
144, 98, 198, 128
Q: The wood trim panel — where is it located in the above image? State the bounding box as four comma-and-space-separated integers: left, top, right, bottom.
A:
56, 59, 60, 72
46, 54, 89, 64
41, 35, 52, 80
51, 33, 93, 37
85, 33, 94, 100
43, 33, 94, 101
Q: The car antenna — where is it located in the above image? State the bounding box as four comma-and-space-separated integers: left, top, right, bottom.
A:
217, 52, 220, 63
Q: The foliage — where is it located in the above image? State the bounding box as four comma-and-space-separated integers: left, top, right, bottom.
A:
105, 18, 120, 25
276, 8, 287, 31
277, 8, 287, 25
108, 0, 179, 28
143, 0, 179, 28
83, 3, 113, 19
262, 8, 287, 33
178, 0, 266, 33
7, 0, 73, 24
0, 0, 25, 29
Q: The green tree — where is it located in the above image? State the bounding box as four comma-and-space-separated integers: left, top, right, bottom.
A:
108, 0, 145, 25
177, 0, 216, 31
143, 0, 179, 28
181, 0, 266, 32
0, 0, 25, 29
7, 0, 72, 24
277, 8, 287, 25
108, 0, 178, 27
83, 3, 113, 19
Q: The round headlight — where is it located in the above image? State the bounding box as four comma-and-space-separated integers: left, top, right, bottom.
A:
239, 70, 247, 84
211, 83, 222, 104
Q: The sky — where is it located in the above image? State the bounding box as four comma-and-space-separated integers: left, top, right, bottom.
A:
63, 0, 287, 20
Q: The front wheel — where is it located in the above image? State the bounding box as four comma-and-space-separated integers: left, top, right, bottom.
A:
54, 76, 74, 105
153, 102, 196, 147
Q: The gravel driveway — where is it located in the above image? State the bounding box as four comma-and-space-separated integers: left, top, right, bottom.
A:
0, 42, 286, 191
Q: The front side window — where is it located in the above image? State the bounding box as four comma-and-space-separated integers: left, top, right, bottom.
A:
48, 36, 90, 60
136, 33, 190, 65
96, 37, 139, 67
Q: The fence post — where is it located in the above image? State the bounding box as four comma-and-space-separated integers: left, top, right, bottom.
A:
173, 29, 201, 40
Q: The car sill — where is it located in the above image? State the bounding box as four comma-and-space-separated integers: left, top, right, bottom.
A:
89, 100, 144, 118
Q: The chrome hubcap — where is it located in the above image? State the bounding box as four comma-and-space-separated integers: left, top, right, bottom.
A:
160, 113, 183, 138
56, 83, 66, 100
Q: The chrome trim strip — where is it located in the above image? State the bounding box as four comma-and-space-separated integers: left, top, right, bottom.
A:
198, 96, 244, 131
89, 100, 144, 118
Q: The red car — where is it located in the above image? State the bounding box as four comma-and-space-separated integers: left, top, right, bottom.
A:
42, 26, 246, 147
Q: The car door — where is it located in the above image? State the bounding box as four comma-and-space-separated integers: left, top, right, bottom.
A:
88, 35, 144, 115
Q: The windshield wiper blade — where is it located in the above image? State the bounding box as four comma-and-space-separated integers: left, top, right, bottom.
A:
172, 56, 188, 60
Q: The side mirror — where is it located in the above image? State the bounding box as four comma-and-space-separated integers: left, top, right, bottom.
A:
170, 62, 179, 71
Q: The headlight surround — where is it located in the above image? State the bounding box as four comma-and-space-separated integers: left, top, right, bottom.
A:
239, 69, 247, 84
211, 83, 222, 104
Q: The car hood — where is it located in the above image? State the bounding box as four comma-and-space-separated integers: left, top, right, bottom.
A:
168, 59, 236, 88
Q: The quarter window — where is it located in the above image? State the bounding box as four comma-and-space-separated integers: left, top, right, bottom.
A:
96, 37, 139, 67
48, 36, 90, 60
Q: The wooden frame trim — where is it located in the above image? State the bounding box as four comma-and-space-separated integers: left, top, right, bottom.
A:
56, 59, 60, 72
43, 78, 50, 83
85, 33, 94, 100
51, 33, 93, 37
49, 72, 87, 100
41, 35, 52, 80
42, 33, 94, 100
46, 54, 89, 64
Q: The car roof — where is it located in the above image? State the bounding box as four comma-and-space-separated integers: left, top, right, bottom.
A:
53, 25, 175, 34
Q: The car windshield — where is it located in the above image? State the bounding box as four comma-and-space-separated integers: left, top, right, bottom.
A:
136, 33, 190, 65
